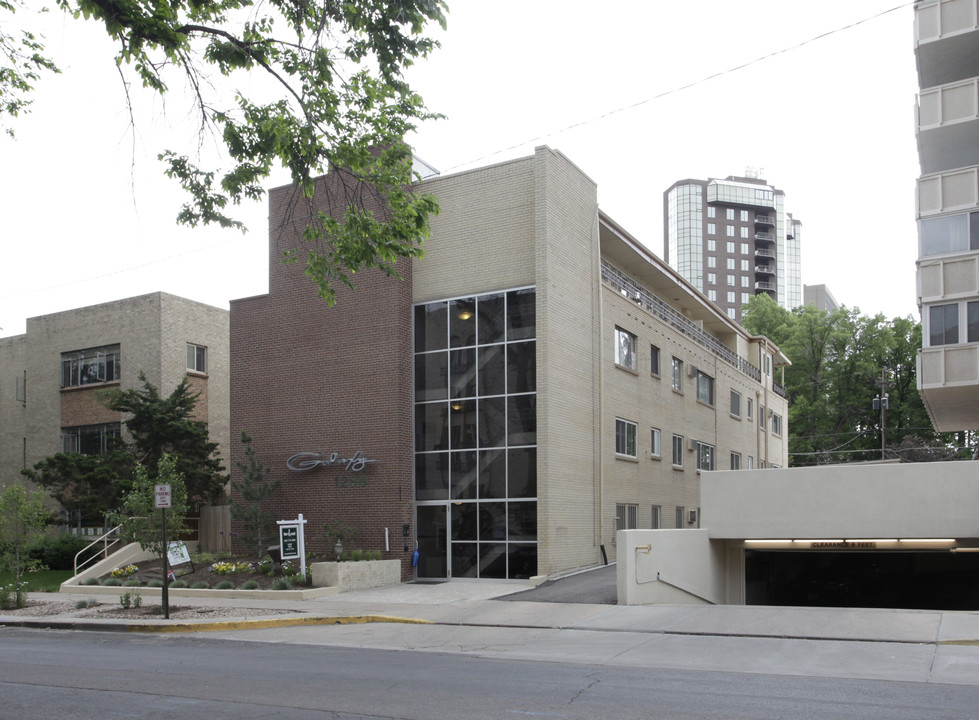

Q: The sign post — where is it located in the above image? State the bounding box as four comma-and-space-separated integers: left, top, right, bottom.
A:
277, 513, 307, 579
154, 484, 172, 619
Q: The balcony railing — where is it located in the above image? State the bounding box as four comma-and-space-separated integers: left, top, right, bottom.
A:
755, 281, 777, 291
755, 248, 775, 259
755, 231, 775, 242
773, 380, 786, 398
754, 265, 775, 274
754, 214, 775, 226
601, 260, 761, 382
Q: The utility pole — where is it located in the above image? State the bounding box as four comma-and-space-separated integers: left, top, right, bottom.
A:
873, 368, 893, 461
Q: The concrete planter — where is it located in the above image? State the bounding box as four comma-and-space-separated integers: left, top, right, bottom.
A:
310, 560, 401, 592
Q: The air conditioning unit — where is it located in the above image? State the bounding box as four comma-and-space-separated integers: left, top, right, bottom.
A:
688, 438, 697, 451
688, 510, 698, 524
687, 364, 698, 377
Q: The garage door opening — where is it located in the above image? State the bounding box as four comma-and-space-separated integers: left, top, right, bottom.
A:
745, 550, 979, 610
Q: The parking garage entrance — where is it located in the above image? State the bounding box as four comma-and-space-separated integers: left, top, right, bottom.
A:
745, 549, 979, 610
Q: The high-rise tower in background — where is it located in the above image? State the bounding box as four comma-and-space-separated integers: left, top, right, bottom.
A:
664, 175, 802, 323
914, 0, 979, 431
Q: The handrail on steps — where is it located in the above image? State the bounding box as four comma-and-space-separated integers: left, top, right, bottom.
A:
74, 524, 124, 576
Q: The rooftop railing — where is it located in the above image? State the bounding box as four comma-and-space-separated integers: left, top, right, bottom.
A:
601, 260, 761, 382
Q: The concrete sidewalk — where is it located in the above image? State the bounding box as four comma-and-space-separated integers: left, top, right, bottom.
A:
5, 576, 979, 686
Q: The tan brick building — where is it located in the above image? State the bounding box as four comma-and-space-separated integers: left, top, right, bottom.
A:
0, 292, 229, 531
231, 147, 788, 582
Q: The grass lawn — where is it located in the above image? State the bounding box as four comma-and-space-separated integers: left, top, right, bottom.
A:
0, 569, 73, 592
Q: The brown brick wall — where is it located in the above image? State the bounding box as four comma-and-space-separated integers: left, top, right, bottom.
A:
231, 172, 415, 580
60, 385, 122, 427
184, 374, 209, 423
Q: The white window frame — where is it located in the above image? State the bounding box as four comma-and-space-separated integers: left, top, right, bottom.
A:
671, 357, 683, 392
650, 427, 661, 458
615, 418, 638, 458
651, 505, 661, 529
672, 434, 684, 467
187, 343, 207, 374
730, 389, 741, 418
650, 344, 660, 375
730, 451, 742, 470
747, 398, 753, 421
772, 412, 783, 436
614, 327, 637, 371
696, 441, 715, 471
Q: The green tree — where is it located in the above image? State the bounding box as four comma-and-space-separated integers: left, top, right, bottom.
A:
103, 373, 227, 504
2, 0, 446, 303
0, 483, 50, 607
108, 455, 190, 559
741, 296, 957, 466
230, 432, 279, 557
25, 374, 227, 519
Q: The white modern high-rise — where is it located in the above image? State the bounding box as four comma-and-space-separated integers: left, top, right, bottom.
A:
914, 0, 979, 431
664, 175, 802, 322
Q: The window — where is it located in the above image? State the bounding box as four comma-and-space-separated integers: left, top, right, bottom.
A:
730, 389, 742, 417
727, 291, 736, 304
696, 441, 715, 471
671, 357, 683, 391
741, 275, 749, 287
772, 412, 783, 436
615, 418, 637, 458
740, 210, 749, 222
929, 304, 959, 346
726, 242, 735, 254
708, 290, 717, 301
740, 226, 749, 238
747, 456, 755, 469
708, 273, 717, 285
187, 343, 207, 373
707, 239, 716, 252
615, 328, 637, 370
730, 451, 742, 470
760, 405, 766, 429
649, 345, 660, 375
971, 301, 979, 342
920, 211, 979, 257
726, 208, 735, 220
616, 503, 638, 531
741, 243, 749, 255
708, 256, 717, 268
676, 506, 685, 528
747, 398, 753, 421
741, 293, 751, 305
708, 206, 716, 218
726, 225, 735, 237
672, 434, 684, 467
650, 427, 661, 457
727, 308, 736, 319
651, 505, 661, 529
741, 260, 749, 272
726, 258, 735, 270
707, 222, 716, 235
727, 275, 735, 286
62, 423, 120, 455
60, 345, 120, 388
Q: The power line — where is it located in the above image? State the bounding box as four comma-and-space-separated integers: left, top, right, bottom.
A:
443, 2, 914, 173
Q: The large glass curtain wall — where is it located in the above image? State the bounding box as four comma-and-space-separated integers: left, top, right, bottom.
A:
414, 288, 537, 579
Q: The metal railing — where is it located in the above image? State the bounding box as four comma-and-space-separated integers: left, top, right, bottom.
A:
754, 265, 775, 274
754, 214, 774, 225
755, 231, 775, 242
773, 380, 787, 398
74, 524, 123, 576
601, 260, 761, 382
755, 248, 775, 258
755, 281, 777, 291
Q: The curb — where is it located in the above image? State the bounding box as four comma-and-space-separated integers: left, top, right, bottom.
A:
0, 614, 433, 634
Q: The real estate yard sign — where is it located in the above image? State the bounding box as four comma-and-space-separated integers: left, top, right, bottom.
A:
277, 514, 307, 578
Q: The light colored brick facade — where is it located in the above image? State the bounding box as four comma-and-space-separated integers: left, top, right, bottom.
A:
0, 293, 230, 518
231, 146, 788, 582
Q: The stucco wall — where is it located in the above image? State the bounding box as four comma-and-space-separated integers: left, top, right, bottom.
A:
702, 462, 979, 539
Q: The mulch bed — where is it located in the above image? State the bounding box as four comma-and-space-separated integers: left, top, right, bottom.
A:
101, 556, 312, 591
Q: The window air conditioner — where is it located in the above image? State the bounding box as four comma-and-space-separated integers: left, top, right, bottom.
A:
688, 510, 698, 524
687, 364, 698, 377
688, 438, 697, 451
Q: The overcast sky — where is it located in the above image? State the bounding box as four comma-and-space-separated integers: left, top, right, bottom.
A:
0, 0, 919, 338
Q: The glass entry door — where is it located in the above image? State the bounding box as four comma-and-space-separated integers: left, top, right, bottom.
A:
416, 505, 447, 580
